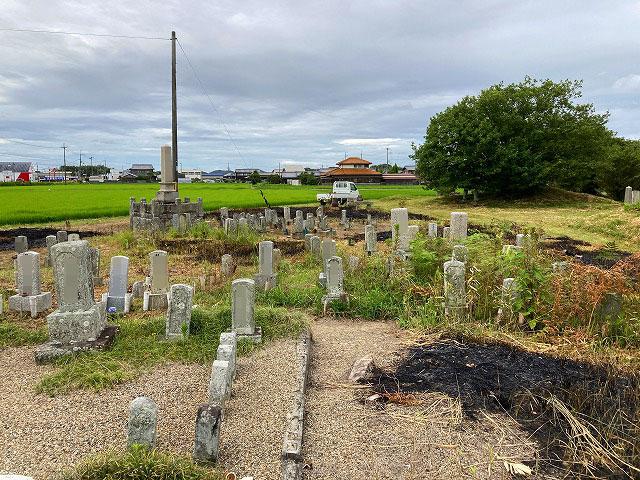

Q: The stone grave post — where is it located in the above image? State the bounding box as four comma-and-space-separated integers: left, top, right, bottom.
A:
9, 251, 52, 317
318, 238, 336, 286
221, 254, 234, 277
56, 231, 68, 243
166, 284, 193, 340
254, 241, 276, 291
231, 278, 261, 342
143, 250, 169, 311
391, 208, 409, 250
68, 233, 80, 242
365, 224, 377, 255
310, 236, 321, 258
88, 247, 103, 286
193, 404, 222, 462
322, 256, 347, 307
127, 397, 157, 448
102, 256, 132, 314
624, 186, 633, 204
284, 206, 291, 224
452, 245, 468, 263
443, 226, 450, 240
15, 236, 28, 254
450, 212, 468, 241
444, 259, 465, 315
45, 235, 57, 267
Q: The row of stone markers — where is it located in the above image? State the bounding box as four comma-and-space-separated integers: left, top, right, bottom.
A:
624, 186, 640, 205
222, 207, 286, 236
126, 266, 265, 462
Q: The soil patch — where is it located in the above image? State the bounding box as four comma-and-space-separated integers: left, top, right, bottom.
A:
0, 227, 101, 252
370, 338, 639, 477
545, 236, 631, 269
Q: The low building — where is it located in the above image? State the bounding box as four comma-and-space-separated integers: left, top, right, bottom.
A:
402, 164, 416, 174
179, 168, 203, 181
202, 169, 233, 182
130, 163, 155, 176
0, 161, 33, 182
320, 157, 382, 184
381, 173, 419, 185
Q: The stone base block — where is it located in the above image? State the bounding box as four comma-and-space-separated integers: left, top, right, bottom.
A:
322, 293, 350, 311
46, 302, 107, 345
253, 273, 277, 291
230, 327, 263, 344
9, 292, 52, 317
35, 325, 119, 364
102, 293, 133, 314
143, 291, 168, 311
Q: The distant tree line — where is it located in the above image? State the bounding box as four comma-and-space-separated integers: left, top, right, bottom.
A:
59, 165, 110, 176
411, 77, 639, 200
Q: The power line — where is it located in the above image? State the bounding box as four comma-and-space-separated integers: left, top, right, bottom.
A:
0, 137, 62, 149
0, 27, 169, 41
0, 151, 60, 163
176, 38, 248, 168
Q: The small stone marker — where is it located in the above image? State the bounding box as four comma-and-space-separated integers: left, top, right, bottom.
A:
443, 259, 465, 314
515, 234, 524, 247
224, 217, 238, 236
348, 255, 360, 271
304, 233, 313, 251
209, 360, 231, 405
88, 247, 103, 286
452, 245, 468, 263
166, 284, 193, 340
14, 236, 28, 254
254, 241, 276, 291
131, 281, 145, 298
322, 256, 347, 308
231, 278, 261, 342
102, 256, 132, 314
217, 343, 236, 384
221, 254, 234, 277
310, 236, 321, 258
284, 206, 291, 223
365, 224, 377, 255
293, 211, 304, 237
56, 231, 68, 243
391, 208, 409, 250
501, 245, 522, 255
306, 213, 315, 230
502, 278, 520, 308
144, 250, 169, 311
443, 226, 450, 239
238, 217, 248, 232
318, 215, 329, 230
45, 235, 57, 267
633, 190, 640, 205
624, 186, 633, 204
341, 209, 347, 226
9, 251, 52, 317
193, 404, 222, 462
450, 212, 468, 241
319, 238, 336, 286
427, 222, 437, 238
408, 225, 419, 243
68, 233, 80, 242
127, 397, 157, 449
348, 355, 375, 382
273, 248, 282, 270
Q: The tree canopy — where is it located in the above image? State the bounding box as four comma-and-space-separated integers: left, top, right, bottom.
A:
411, 77, 612, 197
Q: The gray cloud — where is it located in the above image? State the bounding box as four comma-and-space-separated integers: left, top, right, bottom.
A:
1, 0, 639, 172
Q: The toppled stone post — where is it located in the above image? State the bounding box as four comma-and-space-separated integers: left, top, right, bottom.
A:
143, 250, 169, 311
193, 404, 222, 462
102, 256, 132, 314
127, 397, 157, 449
254, 241, 276, 291
231, 278, 261, 342
450, 212, 468, 241
9, 251, 52, 317
166, 284, 193, 340
391, 208, 409, 250
443, 259, 465, 315
365, 224, 376, 255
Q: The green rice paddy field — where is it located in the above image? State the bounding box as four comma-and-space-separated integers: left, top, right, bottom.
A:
0, 183, 434, 225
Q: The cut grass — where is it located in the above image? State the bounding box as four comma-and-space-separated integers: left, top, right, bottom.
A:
36, 305, 308, 396
60, 445, 223, 480
0, 183, 435, 225
0, 322, 48, 348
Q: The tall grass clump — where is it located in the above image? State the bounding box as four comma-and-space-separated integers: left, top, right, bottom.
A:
60, 445, 223, 480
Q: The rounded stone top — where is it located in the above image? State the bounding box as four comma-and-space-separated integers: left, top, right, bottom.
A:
130, 396, 156, 410
232, 277, 255, 286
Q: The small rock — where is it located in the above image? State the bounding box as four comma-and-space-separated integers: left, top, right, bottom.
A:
348, 355, 376, 382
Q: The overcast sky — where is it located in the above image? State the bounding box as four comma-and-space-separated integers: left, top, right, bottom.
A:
1, 0, 639, 172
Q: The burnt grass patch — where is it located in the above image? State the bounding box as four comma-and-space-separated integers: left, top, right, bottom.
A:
545, 236, 631, 269
0, 227, 101, 251
370, 338, 640, 477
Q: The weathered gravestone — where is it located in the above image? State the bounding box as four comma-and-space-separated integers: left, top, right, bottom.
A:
143, 251, 169, 311
283, 206, 291, 224
443, 226, 450, 240
221, 254, 234, 277
318, 238, 336, 286
9, 251, 52, 317
56, 230, 68, 243
450, 212, 468, 241
127, 397, 157, 448
14, 236, 28, 254
254, 241, 276, 291
624, 186, 633, 204
44, 235, 57, 267
209, 359, 231, 406
310, 236, 321, 258
102, 256, 132, 314
166, 284, 193, 340
37, 240, 114, 363
68, 233, 80, 242
193, 404, 223, 462
365, 224, 377, 255
452, 245, 468, 263
443, 259, 465, 315
391, 208, 409, 250
427, 222, 437, 238
322, 256, 347, 308
231, 278, 261, 342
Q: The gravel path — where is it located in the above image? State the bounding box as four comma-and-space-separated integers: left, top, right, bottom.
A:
303, 318, 545, 480
0, 338, 297, 480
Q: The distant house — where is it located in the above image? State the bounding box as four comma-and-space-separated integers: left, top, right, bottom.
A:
235, 168, 267, 182
0, 161, 33, 182
130, 164, 155, 176
381, 173, 419, 185
202, 169, 233, 182
120, 171, 139, 183
402, 164, 416, 174
320, 157, 382, 184
179, 168, 203, 181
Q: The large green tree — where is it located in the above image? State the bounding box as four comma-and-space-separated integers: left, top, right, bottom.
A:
411, 78, 612, 197
597, 138, 640, 200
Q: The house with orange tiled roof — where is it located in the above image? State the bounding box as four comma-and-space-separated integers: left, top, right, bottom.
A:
320, 157, 382, 184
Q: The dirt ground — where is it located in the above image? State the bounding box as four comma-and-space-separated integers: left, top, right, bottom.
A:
303, 318, 550, 480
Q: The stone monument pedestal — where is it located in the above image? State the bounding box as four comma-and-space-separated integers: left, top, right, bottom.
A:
102, 293, 133, 314
143, 291, 169, 311
9, 291, 52, 317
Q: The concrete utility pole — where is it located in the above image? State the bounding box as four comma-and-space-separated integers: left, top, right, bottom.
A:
386, 147, 390, 171
171, 30, 178, 192
61, 144, 67, 183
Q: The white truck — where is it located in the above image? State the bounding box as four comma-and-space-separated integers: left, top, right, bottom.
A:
317, 181, 363, 205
